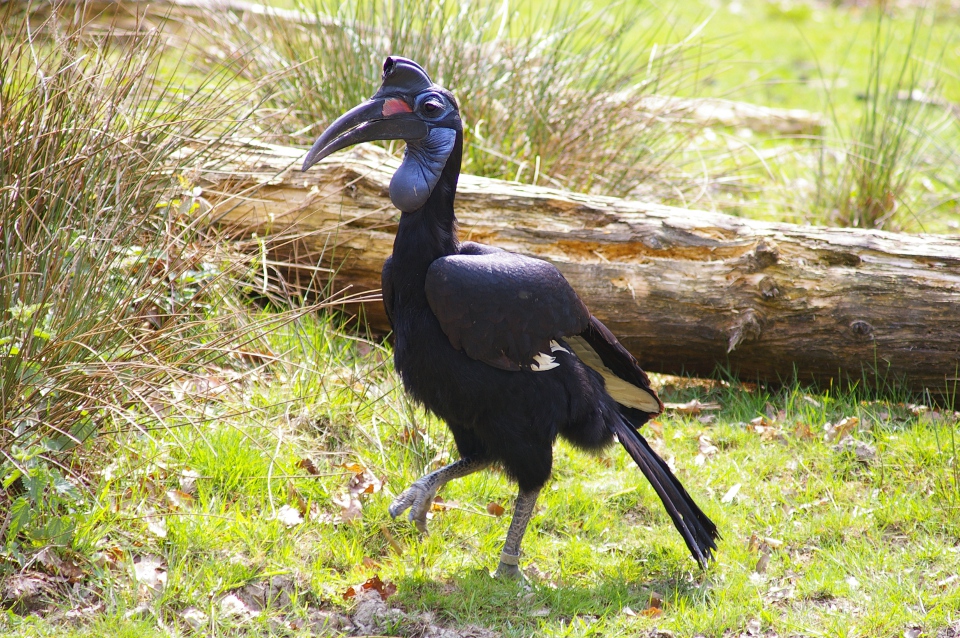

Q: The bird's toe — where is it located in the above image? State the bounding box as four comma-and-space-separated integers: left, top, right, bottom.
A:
390, 481, 435, 531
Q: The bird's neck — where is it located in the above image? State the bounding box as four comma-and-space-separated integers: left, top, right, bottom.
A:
392, 131, 462, 272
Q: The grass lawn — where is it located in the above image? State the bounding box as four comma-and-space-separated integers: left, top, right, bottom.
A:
3, 316, 959, 637
2, 0, 959, 636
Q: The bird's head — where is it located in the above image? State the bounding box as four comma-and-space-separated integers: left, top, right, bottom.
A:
301, 56, 462, 213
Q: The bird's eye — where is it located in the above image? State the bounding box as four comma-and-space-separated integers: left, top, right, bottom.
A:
422, 100, 443, 115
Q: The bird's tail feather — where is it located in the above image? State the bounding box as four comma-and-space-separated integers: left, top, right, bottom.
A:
610, 414, 719, 567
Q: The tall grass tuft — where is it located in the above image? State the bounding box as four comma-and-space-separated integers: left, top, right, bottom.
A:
814, 10, 950, 230
0, 2, 262, 561
206, 0, 708, 197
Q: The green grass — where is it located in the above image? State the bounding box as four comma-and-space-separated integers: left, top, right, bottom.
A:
3, 314, 957, 637
3, 1, 960, 636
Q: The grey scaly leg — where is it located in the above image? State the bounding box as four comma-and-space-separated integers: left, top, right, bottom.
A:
494, 487, 541, 579
389, 458, 489, 533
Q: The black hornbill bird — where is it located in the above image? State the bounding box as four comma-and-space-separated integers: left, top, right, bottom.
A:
302, 57, 719, 577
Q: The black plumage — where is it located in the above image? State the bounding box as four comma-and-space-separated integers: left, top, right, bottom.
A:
302, 57, 719, 575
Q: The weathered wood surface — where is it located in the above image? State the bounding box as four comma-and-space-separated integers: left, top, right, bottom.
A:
206, 141, 960, 394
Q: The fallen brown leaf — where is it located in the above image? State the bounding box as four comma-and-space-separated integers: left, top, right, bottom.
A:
297, 458, 320, 475
823, 416, 859, 442
663, 399, 721, 415
430, 496, 455, 512
342, 575, 397, 601
35, 548, 85, 582
793, 422, 815, 440
755, 547, 770, 574
338, 462, 365, 474
486, 502, 506, 516
749, 417, 786, 443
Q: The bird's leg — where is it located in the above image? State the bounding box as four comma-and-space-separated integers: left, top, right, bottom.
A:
389, 457, 489, 533
494, 487, 541, 580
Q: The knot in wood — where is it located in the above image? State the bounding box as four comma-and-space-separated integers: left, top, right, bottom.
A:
758, 276, 780, 300
753, 238, 780, 268
728, 309, 763, 353
741, 237, 780, 272
850, 320, 875, 340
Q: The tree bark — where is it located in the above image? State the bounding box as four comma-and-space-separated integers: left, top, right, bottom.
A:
206, 141, 960, 395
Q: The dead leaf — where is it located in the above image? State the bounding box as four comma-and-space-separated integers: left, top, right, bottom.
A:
908, 403, 929, 417
621, 606, 637, 617
833, 437, 877, 464
793, 422, 815, 440
133, 554, 167, 593
361, 557, 380, 570
165, 489, 194, 510
647, 420, 664, 438
342, 575, 396, 601
664, 399, 721, 415
179, 469, 200, 495
275, 504, 304, 528
287, 482, 307, 512
823, 416, 859, 442
695, 433, 719, 465
431, 496, 459, 512
486, 502, 506, 517
220, 593, 258, 622
698, 433, 719, 455
764, 403, 778, 421
145, 515, 167, 539
720, 483, 741, 504
35, 548, 85, 582
347, 469, 382, 496
181, 607, 208, 629
333, 493, 362, 523
297, 458, 320, 475
339, 462, 365, 474
755, 547, 770, 574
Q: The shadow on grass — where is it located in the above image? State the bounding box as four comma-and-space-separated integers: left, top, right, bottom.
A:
390, 569, 710, 630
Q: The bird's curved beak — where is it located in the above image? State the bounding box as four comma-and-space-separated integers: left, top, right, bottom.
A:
301, 97, 428, 171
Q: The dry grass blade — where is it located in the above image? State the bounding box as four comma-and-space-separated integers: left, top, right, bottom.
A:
0, 0, 316, 559
198, 0, 714, 198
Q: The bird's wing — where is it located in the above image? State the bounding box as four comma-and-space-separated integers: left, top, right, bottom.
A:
565, 316, 663, 416
425, 250, 590, 371
381, 256, 395, 328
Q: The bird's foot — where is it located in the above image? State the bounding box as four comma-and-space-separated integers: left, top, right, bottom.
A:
493, 552, 527, 582
388, 479, 436, 533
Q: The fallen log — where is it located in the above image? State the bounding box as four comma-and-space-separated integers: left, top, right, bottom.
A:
205, 140, 960, 395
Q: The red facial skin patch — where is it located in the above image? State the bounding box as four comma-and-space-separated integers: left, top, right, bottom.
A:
382, 98, 413, 116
